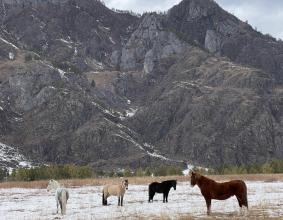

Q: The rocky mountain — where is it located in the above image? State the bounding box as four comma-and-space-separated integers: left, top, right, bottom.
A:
0, 0, 283, 171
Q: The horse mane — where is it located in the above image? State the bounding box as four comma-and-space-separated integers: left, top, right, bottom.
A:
162, 180, 176, 183
195, 173, 216, 186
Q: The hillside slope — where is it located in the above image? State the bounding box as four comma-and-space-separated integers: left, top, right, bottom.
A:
0, 0, 283, 170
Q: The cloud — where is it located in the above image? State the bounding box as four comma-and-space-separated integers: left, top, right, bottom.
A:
103, 0, 283, 39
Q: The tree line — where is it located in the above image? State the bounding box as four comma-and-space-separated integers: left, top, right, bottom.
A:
0, 160, 282, 182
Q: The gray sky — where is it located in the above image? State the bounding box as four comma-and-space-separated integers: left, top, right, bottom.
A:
104, 0, 283, 40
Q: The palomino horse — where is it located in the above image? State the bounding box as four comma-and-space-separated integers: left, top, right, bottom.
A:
190, 172, 248, 215
102, 179, 128, 206
47, 179, 69, 215
148, 180, 177, 203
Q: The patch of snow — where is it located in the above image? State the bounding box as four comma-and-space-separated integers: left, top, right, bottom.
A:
39, 61, 66, 79
113, 132, 145, 152
0, 37, 19, 50
182, 164, 209, 176
0, 142, 33, 170
57, 69, 67, 79
182, 164, 195, 176
100, 26, 110, 31
13, 117, 23, 122
0, 106, 3, 111
8, 52, 15, 60
109, 36, 116, 44
113, 129, 181, 163
143, 142, 183, 163
59, 38, 73, 45
0, 181, 282, 219
18, 161, 32, 168
91, 102, 116, 118
125, 108, 137, 118
143, 143, 154, 150
127, 99, 131, 104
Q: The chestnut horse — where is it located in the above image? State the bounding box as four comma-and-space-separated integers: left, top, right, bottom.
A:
190, 171, 248, 215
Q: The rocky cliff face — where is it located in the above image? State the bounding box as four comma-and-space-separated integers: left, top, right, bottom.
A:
119, 13, 187, 74
1, 0, 138, 72
0, 0, 283, 170
167, 0, 283, 82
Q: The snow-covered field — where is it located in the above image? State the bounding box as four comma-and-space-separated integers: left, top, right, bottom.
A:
0, 181, 282, 219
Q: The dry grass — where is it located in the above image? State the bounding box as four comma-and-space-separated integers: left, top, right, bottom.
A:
0, 174, 282, 189
132, 209, 283, 220
84, 71, 119, 88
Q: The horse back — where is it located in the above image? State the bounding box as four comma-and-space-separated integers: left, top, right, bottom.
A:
104, 184, 122, 196
227, 180, 247, 193
209, 180, 247, 200
149, 182, 164, 193
56, 188, 69, 201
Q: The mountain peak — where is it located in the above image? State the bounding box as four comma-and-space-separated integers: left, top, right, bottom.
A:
169, 0, 220, 19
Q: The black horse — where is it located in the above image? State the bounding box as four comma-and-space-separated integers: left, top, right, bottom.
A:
148, 180, 177, 203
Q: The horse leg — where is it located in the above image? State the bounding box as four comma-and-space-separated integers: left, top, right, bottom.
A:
237, 193, 248, 215
165, 191, 169, 202
59, 200, 63, 214
236, 196, 243, 215
56, 200, 59, 214
149, 192, 155, 202
163, 193, 165, 203
102, 192, 105, 205
121, 195, 124, 206
148, 191, 153, 202
236, 196, 243, 208
205, 198, 211, 215
118, 196, 120, 206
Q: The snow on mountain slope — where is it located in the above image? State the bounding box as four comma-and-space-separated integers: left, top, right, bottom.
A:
0, 142, 33, 172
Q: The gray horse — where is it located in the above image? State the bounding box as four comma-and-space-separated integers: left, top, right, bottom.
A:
47, 179, 69, 215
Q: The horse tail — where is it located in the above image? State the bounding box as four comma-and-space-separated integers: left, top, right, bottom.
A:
242, 181, 248, 208
61, 190, 67, 215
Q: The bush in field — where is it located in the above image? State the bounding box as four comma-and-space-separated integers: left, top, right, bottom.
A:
135, 168, 146, 177
0, 168, 8, 181
102, 165, 183, 178
211, 159, 283, 175
270, 159, 283, 173
153, 165, 183, 176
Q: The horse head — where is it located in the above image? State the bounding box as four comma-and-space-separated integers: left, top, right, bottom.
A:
47, 179, 60, 191
190, 171, 200, 187
47, 179, 53, 191
173, 180, 177, 190
122, 179, 128, 190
